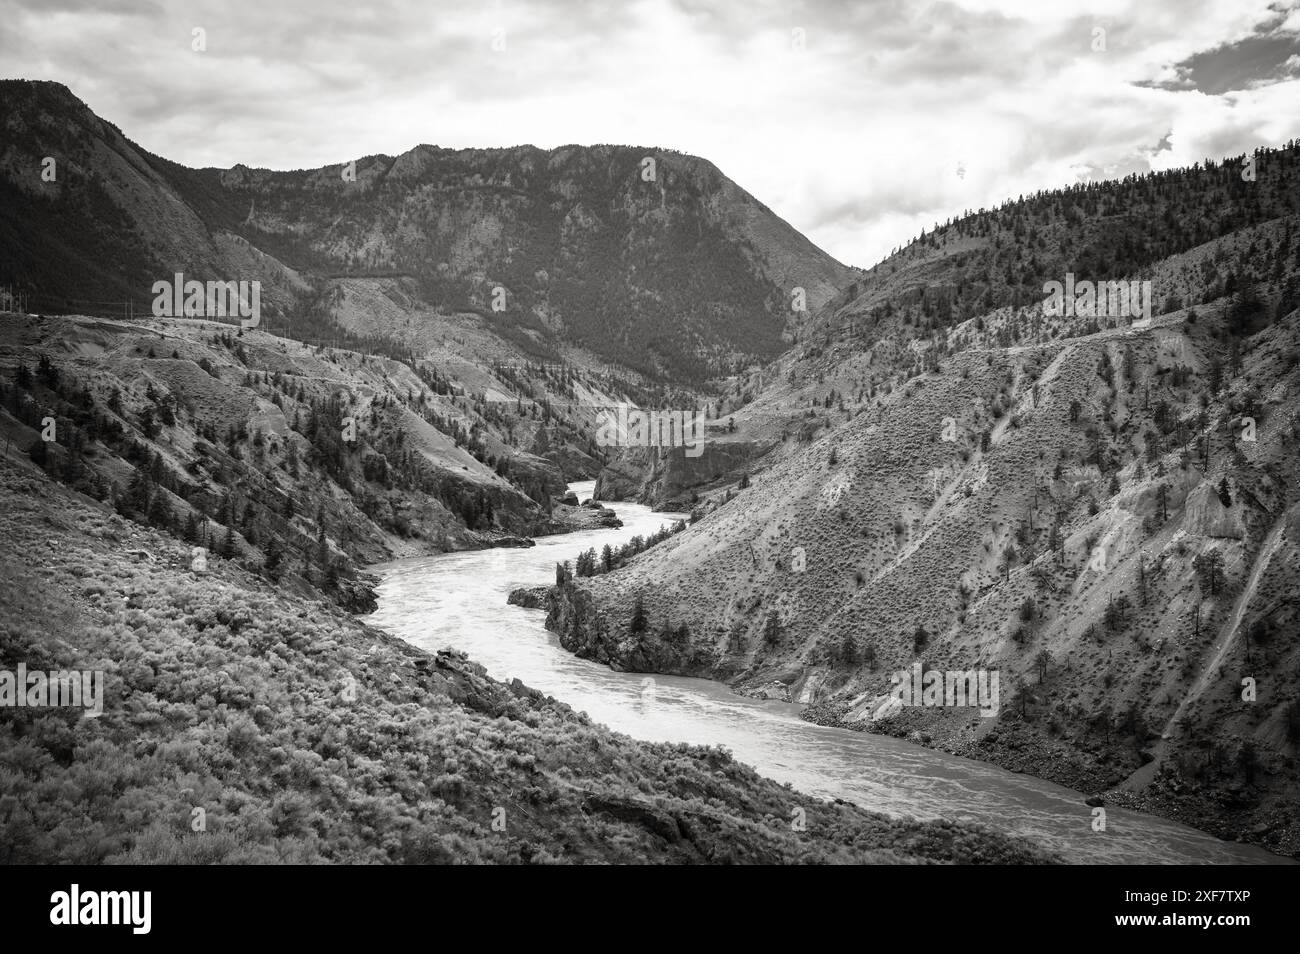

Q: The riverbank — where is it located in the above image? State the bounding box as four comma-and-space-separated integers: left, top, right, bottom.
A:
799, 697, 1300, 861
533, 485, 1297, 862
368, 483, 1290, 864
0, 461, 1063, 864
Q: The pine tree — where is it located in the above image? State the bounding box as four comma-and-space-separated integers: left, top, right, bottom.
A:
913, 623, 930, 652
629, 595, 648, 637
672, 624, 690, 648
263, 536, 284, 580
840, 633, 859, 665
763, 610, 781, 648
1217, 477, 1232, 507
148, 489, 173, 529
727, 622, 746, 654
36, 354, 59, 388
1104, 596, 1123, 632
1034, 649, 1052, 682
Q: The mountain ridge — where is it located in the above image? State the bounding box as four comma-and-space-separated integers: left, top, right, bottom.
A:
1, 79, 855, 385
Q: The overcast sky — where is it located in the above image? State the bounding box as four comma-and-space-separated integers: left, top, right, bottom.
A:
3, 0, 1300, 267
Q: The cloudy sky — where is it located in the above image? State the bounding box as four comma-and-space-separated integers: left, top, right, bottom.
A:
3, 0, 1300, 267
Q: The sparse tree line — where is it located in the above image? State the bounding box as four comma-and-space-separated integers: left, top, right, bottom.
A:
4, 358, 383, 603
2, 353, 553, 609
554, 519, 686, 585
878, 142, 1300, 320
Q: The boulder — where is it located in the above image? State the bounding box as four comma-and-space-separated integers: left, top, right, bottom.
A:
507, 586, 549, 609
757, 681, 791, 702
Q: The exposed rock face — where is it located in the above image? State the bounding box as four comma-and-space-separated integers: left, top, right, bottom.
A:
501, 452, 569, 505
594, 440, 766, 508
539, 445, 605, 482
336, 574, 380, 614
528, 425, 605, 481
1183, 481, 1246, 539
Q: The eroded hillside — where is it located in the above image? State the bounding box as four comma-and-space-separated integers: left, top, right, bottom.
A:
548, 153, 1300, 857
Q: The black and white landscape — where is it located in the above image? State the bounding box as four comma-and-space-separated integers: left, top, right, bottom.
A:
2, 0, 1300, 881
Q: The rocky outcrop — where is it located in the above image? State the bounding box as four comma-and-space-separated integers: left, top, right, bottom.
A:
484, 534, 537, 549
544, 583, 720, 676
529, 427, 605, 481
746, 681, 792, 702
1183, 481, 1247, 539
544, 499, 623, 533
507, 585, 548, 608
502, 452, 569, 504
593, 439, 767, 508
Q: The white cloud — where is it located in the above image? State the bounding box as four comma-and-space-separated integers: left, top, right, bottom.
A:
2, 0, 1298, 266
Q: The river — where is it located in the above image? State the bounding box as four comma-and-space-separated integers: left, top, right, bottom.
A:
368, 481, 1288, 864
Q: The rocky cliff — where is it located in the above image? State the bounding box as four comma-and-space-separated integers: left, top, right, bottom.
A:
594, 438, 769, 509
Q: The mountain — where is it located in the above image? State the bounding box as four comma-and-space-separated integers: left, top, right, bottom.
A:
0, 78, 861, 588
0, 79, 855, 386
545, 143, 1300, 857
